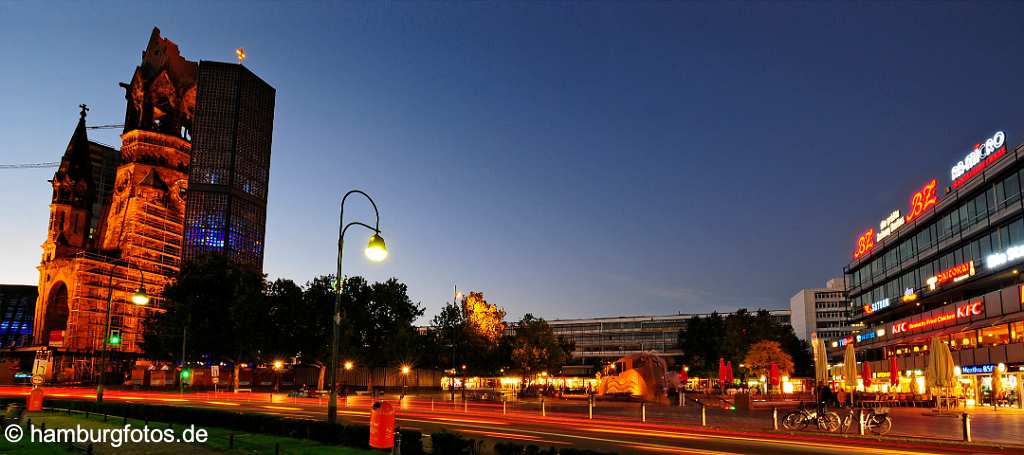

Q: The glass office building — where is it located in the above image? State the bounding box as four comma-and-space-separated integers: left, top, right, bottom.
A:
843, 130, 1024, 399
184, 61, 276, 270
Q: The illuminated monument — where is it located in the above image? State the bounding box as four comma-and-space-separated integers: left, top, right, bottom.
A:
33, 28, 274, 381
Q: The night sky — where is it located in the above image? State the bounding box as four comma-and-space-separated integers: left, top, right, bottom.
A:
2, 2, 1023, 322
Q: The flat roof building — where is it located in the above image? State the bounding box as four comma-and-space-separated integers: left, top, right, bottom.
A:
790, 277, 851, 342
840, 129, 1024, 393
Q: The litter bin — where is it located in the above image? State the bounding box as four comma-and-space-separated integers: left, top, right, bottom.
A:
369, 401, 395, 449
26, 388, 44, 412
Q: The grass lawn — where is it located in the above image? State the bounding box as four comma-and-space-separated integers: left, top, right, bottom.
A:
0, 411, 381, 455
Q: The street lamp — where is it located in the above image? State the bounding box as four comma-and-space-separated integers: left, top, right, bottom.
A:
401, 365, 410, 398
97, 260, 148, 403
328, 190, 387, 424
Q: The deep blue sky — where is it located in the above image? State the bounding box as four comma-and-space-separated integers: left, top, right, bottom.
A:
2, 2, 1023, 322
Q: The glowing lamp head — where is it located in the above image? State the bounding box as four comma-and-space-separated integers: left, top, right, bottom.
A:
108, 333, 120, 345
273, 360, 284, 370
344, 361, 353, 370
365, 233, 388, 262
181, 369, 190, 379
401, 365, 410, 375
131, 286, 150, 305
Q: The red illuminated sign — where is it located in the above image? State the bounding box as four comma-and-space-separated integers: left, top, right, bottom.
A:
952, 131, 1007, 189
904, 179, 939, 224
927, 261, 975, 290
891, 301, 982, 335
853, 228, 875, 260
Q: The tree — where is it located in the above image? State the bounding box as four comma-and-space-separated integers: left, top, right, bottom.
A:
462, 292, 507, 343
339, 277, 424, 391
141, 254, 269, 390
677, 309, 812, 378
742, 340, 794, 378
510, 314, 572, 388
677, 313, 725, 376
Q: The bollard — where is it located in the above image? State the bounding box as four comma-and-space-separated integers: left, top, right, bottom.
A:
392, 430, 402, 455
857, 409, 865, 436
681, 391, 686, 406
700, 404, 707, 427
642, 402, 647, 423
431, 399, 434, 411
464, 399, 468, 413
542, 398, 546, 417
962, 413, 972, 442
772, 407, 778, 431
503, 400, 507, 415
229, 434, 235, 449
678, 391, 682, 407
275, 442, 280, 455
588, 396, 593, 420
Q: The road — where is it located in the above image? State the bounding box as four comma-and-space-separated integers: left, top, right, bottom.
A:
1, 387, 1015, 454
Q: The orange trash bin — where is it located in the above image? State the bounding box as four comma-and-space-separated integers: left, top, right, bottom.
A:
368, 400, 395, 449
27, 388, 44, 411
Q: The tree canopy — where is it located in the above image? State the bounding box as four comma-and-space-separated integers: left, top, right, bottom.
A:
677, 309, 811, 377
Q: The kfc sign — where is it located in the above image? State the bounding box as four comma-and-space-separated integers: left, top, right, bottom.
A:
891, 300, 982, 335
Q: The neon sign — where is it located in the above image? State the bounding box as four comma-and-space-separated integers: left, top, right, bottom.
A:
926, 261, 975, 290
961, 364, 995, 374
863, 298, 891, 315
904, 179, 939, 224
838, 336, 853, 347
891, 300, 982, 335
876, 210, 905, 242
855, 331, 876, 343
986, 244, 1024, 269
952, 131, 1007, 189
853, 228, 875, 260
901, 288, 918, 303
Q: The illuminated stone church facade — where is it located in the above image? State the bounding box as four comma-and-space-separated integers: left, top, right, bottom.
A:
33, 28, 274, 380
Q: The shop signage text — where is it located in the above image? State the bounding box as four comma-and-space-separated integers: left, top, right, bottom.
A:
853, 228, 875, 260
856, 331, 877, 343
927, 261, 975, 290
876, 210, 905, 242
863, 298, 891, 315
952, 131, 1007, 189
904, 179, 939, 224
961, 364, 995, 374
986, 244, 1024, 270
891, 300, 983, 335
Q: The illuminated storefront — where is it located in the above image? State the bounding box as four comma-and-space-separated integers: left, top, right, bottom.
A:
841, 130, 1024, 407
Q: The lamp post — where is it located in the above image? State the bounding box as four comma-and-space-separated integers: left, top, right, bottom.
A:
401, 365, 410, 399
328, 190, 387, 425
97, 260, 149, 403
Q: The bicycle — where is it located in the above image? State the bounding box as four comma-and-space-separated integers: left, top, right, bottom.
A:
782, 405, 841, 432
840, 407, 892, 435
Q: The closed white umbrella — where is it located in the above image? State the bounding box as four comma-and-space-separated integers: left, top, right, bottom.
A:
843, 343, 858, 389
925, 336, 956, 409
813, 338, 829, 385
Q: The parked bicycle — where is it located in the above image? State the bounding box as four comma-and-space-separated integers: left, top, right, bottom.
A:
782, 405, 841, 432
839, 407, 892, 435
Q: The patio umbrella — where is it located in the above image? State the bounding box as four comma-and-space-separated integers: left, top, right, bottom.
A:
925, 336, 956, 389
812, 338, 829, 385
679, 366, 688, 383
718, 358, 725, 392
889, 356, 900, 392
992, 364, 1004, 408
769, 362, 780, 386
862, 361, 873, 388
842, 343, 858, 390
726, 361, 734, 385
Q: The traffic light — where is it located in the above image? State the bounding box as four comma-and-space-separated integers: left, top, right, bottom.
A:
108, 329, 121, 346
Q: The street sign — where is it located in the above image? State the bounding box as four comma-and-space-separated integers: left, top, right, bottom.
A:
211, 365, 220, 384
